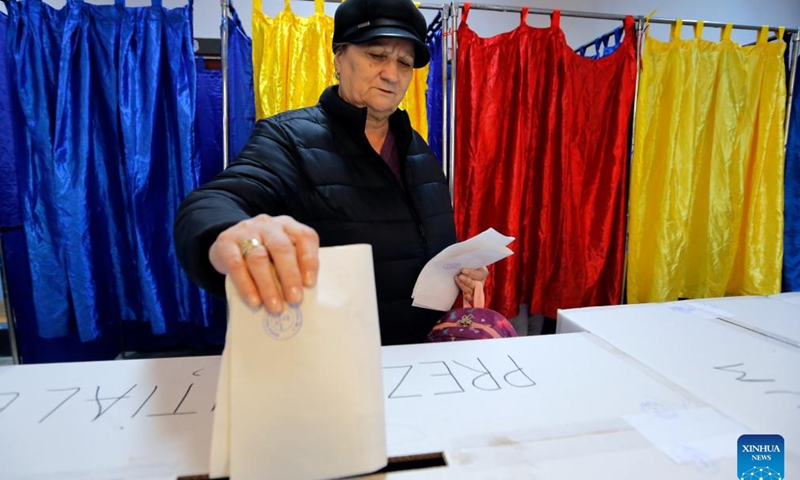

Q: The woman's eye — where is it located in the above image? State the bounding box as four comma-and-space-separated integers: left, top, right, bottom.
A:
369, 53, 384, 60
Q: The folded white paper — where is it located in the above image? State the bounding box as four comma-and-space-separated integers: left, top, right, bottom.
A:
412, 228, 515, 311
210, 244, 387, 480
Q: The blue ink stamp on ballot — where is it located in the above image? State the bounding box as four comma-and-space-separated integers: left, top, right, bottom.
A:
738, 434, 784, 480
263, 306, 303, 340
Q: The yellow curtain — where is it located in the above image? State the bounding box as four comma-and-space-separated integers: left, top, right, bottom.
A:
252, 0, 335, 120
627, 21, 786, 303
251, 0, 428, 137
401, 64, 429, 140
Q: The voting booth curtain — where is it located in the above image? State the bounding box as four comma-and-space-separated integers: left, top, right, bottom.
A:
196, 5, 255, 177
454, 7, 637, 320
227, 5, 257, 160
1, 0, 230, 363
251, 0, 429, 138
425, 13, 447, 164
0, 12, 19, 230
576, 26, 625, 60
784, 39, 800, 292
627, 22, 787, 304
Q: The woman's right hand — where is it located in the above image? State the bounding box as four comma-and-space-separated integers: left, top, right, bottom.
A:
208, 214, 320, 313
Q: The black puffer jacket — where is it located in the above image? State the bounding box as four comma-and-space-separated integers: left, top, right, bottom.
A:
174, 86, 457, 345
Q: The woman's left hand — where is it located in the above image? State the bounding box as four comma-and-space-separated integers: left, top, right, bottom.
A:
454, 267, 489, 304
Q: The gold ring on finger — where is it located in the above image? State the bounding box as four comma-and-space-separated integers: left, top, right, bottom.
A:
241, 238, 263, 259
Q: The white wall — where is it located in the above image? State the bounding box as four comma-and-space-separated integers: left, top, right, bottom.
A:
3, 0, 799, 49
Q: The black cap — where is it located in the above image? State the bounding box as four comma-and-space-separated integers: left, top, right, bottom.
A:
333, 0, 430, 68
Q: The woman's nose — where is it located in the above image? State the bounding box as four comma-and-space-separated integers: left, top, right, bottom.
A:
380, 61, 399, 82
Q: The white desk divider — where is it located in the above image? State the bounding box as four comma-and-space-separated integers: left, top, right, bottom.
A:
0, 332, 779, 479
770, 292, 800, 308
0, 355, 220, 480
678, 295, 800, 348
382, 333, 721, 459
557, 302, 800, 456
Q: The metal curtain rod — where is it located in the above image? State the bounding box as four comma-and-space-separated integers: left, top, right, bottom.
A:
221, 0, 230, 169
289, 0, 445, 11
456, 3, 630, 22
456, 3, 800, 35
646, 17, 799, 35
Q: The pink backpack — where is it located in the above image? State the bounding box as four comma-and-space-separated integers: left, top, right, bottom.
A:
426, 281, 517, 342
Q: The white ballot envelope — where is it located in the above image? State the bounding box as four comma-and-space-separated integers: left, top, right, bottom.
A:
210, 244, 387, 480
412, 228, 515, 311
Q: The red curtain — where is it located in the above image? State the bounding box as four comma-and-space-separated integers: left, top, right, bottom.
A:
454, 7, 637, 319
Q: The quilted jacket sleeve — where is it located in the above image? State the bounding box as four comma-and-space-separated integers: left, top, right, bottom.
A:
174, 118, 301, 298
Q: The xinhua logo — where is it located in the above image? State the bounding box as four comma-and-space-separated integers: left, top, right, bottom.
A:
738, 434, 784, 480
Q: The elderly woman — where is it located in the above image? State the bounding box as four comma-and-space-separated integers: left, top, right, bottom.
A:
174, 0, 486, 345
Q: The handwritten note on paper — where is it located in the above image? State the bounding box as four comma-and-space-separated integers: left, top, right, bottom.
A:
412, 228, 514, 311
220, 244, 387, 480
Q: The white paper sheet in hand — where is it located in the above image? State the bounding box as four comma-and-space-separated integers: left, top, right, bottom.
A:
211, 244, 387, 480
412, 228, 514, 311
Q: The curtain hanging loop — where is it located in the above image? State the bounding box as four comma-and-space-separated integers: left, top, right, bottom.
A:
151, 0, 162, 7
461, 2, 471, 24
550, 9, 560, 28
670, 19, 683, 41
254, 0, 262, 14
623, 16, 633, 30
694, 21, 703, 40
284, 0, 291, 12
721, 23, 732, 41
778, 26, 786, 42
314, 0, 323, 14
520, 7, 528, 27
757, 25, 769, 44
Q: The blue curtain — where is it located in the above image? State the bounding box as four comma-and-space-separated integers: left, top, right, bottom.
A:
576, 27, 624, 59
227, 4, 255, 159
3, 0, 225, 363
425, 13, 446, 164
195, 5, 254, 183
784, 41, 800, 291
0, 12, 21, 229
118, 0, 220, 337
196, 64, 224, 186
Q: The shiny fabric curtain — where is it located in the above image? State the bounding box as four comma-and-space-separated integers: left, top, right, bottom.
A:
251, 0, 428, 136
454, 8, 636, 319
195, 66, 225, 189
0, 11, 21, 229
196, 5, 255, 180
4, 0, 221, 362
628, 22, 786, 303
784, 40, 800, 292
425, 13, 446, 163
577, 27, 624, 60
228, 4, 256, 159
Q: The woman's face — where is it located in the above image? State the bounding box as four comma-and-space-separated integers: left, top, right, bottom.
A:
335, 38, 415, 121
